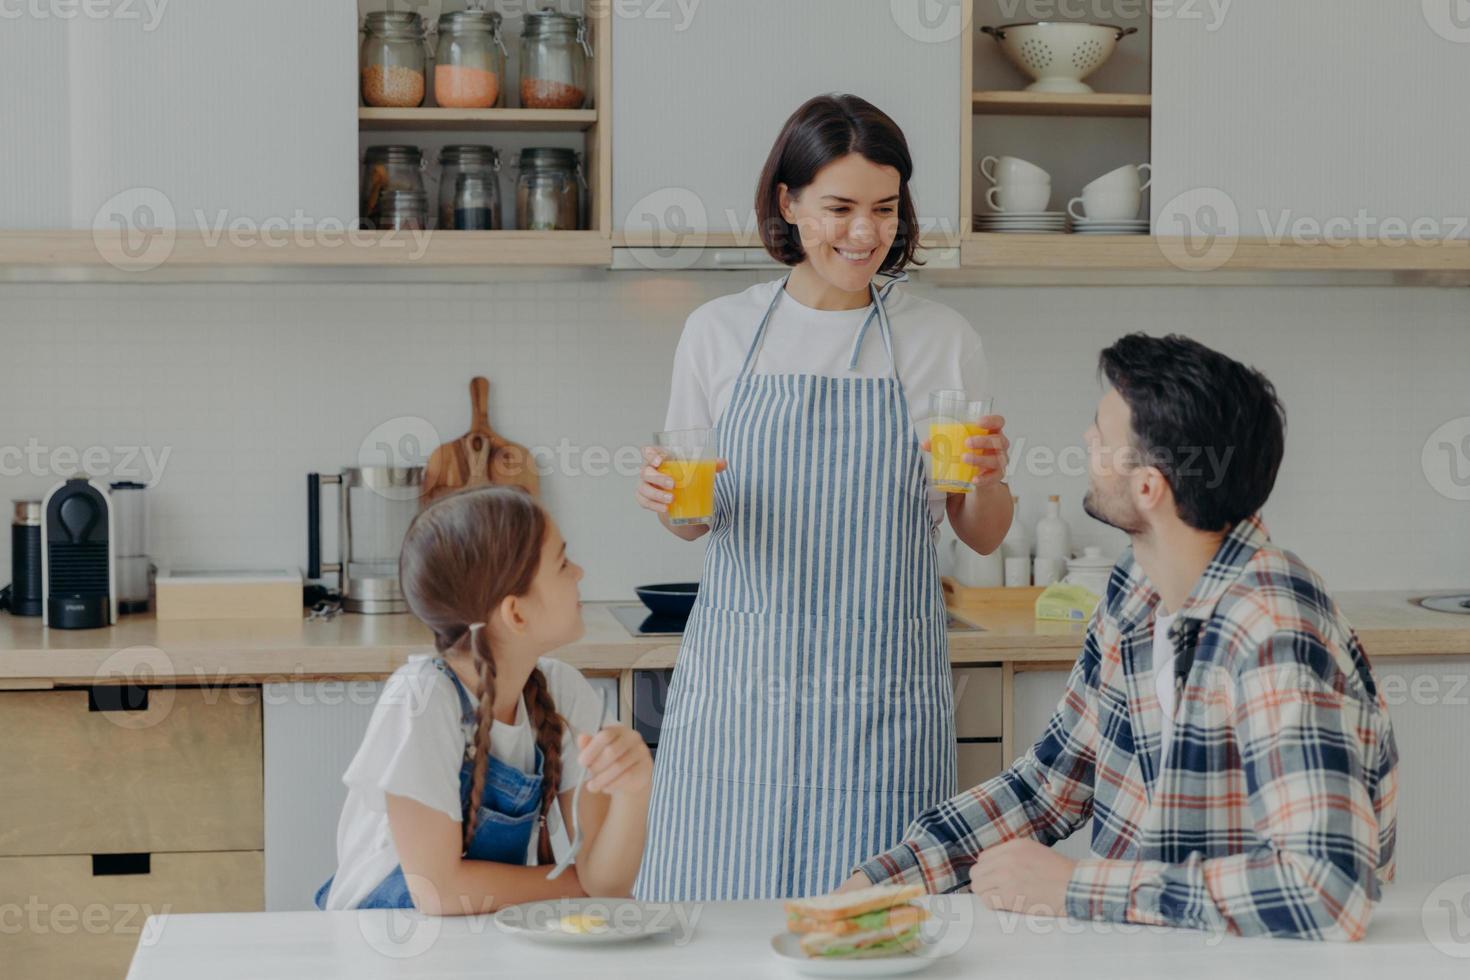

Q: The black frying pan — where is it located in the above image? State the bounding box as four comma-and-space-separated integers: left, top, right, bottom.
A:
635, 582, 699, 619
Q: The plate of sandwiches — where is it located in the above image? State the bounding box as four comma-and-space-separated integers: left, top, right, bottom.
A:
771, 884, 939, 976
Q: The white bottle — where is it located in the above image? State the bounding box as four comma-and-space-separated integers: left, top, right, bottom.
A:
1001, 494, 1030, 587
1035, 495, 1072, 563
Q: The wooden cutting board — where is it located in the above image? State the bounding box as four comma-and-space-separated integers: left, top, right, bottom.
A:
420, 377, 539, 505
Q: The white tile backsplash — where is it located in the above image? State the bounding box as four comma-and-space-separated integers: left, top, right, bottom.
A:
1, 276, 1467, 603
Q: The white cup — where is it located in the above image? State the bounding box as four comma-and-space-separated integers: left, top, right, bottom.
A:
986, 183, 1052, 213
1084, 163, 1152, 195
1068, 187, 1142, 221
980, 155, 1051, 186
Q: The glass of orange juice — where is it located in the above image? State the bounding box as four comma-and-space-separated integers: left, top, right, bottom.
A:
654, 428, 718, 526
929, 391, 993, 494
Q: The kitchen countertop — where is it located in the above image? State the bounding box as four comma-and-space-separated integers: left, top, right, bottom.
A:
122, 886, 1468, 980
2, 592, 1467, 688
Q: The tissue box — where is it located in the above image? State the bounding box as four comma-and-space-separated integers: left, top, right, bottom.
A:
1034, 582, 1101, 622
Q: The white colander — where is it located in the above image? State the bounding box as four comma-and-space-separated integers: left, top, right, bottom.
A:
980, 22, 1138, 94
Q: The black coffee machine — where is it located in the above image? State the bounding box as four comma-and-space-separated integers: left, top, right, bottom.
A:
41, 478, 117, 629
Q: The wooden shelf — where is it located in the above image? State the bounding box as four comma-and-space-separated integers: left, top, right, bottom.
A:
358, 107, 599, 132
0, 230, 613, 272
971, 90, 1152, 118
951, 233, 1470, 285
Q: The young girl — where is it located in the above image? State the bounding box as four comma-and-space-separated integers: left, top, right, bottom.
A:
315, 486, 652, 913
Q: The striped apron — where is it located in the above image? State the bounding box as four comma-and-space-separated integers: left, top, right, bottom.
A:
635, 274, 956, 901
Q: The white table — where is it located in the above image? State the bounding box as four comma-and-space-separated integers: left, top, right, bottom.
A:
126, 886, 1469, 979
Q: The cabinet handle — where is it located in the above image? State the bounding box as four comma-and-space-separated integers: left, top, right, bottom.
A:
93, 853, 151, 877
88, 685, 148, 712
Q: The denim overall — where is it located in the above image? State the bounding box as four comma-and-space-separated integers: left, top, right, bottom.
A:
314, 658, 547, 910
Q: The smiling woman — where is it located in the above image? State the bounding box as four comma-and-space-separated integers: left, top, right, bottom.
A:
632, 94, 1015, 902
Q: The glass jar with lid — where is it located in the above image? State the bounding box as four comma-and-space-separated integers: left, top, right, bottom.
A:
437, 145, 502, 230
376, 190, 428, 231
514, 147, 585, 230
433, 7, 506, 108
361, 145, 427, 229
519, 10, 592, 109
360, 11, 429, 108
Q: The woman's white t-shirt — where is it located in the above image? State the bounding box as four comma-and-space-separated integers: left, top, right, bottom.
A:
664, 278, 990, 524
320, 654, 612, 911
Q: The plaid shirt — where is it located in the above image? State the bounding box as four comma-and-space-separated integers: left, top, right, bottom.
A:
860, 515, 1399, 941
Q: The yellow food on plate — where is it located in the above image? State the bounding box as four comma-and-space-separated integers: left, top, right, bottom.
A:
554, 913, 608, 935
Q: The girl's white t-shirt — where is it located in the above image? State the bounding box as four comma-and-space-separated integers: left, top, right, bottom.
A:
664, 278, 991, 524
320, 654, 612, 911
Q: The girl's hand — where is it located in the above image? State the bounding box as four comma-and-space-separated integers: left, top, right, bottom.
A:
576, 725, 652, 796
634, 446, 727, 516
920, 414, 1010, 491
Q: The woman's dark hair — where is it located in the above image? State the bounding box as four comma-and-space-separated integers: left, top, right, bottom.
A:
755, 94, 922, 273
1099, 333, 1287, 533
399, 486, 565, 861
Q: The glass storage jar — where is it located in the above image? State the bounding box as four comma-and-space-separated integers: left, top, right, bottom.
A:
437, 145, 502, 230
376, 190, 428, 231
519, 10, 592, 109
514, 147, 585, 230
361, 11, 428, 108
361, 145, 427, 229
434, 8, 506, 108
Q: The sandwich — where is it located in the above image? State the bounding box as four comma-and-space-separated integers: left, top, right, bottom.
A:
784, 884, 928, 959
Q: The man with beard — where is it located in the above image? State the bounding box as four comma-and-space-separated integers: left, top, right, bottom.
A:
839, 333, 1399, 942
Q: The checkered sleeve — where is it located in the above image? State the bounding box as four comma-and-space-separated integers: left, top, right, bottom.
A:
858, 641, 1101, 893
1065, 629, 1391, 941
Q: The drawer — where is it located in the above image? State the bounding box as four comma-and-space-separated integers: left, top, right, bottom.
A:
0, 688, 263, 856
957, 742, 1004, 789
952, 667, 1003, 740
1, 850, 263, 980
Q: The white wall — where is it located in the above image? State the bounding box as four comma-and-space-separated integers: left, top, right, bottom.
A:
1, 275, 1465, 600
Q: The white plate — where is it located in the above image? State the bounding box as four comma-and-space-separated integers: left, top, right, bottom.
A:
1072, 221, 1148, 229
976, 211, 1065, 219
977, 221, 1069, 229
494, 898, 678, 945
769, 933, 940, 976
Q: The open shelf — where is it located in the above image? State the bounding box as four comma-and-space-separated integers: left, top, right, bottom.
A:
358, 107, 599, 132
950, 233, 1470, 285
971, 91, 1151, 118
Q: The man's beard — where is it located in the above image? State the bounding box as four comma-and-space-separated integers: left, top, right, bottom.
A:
1083, 483, 1144, 536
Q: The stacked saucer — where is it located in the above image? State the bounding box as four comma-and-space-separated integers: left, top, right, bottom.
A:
974, 211, 1069, 234
1071, 217, 1149, 235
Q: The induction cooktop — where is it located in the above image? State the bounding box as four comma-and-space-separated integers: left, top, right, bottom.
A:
610, 603, 983, 638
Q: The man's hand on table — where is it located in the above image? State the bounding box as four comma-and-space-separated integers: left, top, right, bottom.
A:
969, 840, 1076, 917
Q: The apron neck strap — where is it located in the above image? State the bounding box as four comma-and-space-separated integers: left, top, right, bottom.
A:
736, 271, 908, 385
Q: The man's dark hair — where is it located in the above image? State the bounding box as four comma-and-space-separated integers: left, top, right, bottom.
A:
755, 94, 922, 273
1099, 333, 1286, 532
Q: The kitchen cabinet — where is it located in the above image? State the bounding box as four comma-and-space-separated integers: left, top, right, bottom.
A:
2, 0, 358, 231
1150, 2, 1470, 241
612, 0, 963, 244
0, 687, 264, 980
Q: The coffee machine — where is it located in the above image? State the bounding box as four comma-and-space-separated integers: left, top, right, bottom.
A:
41, 478, 117, 629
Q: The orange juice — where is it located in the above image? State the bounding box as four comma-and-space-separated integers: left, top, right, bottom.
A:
930, 421, 989, 493
658, 457, 718, 524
